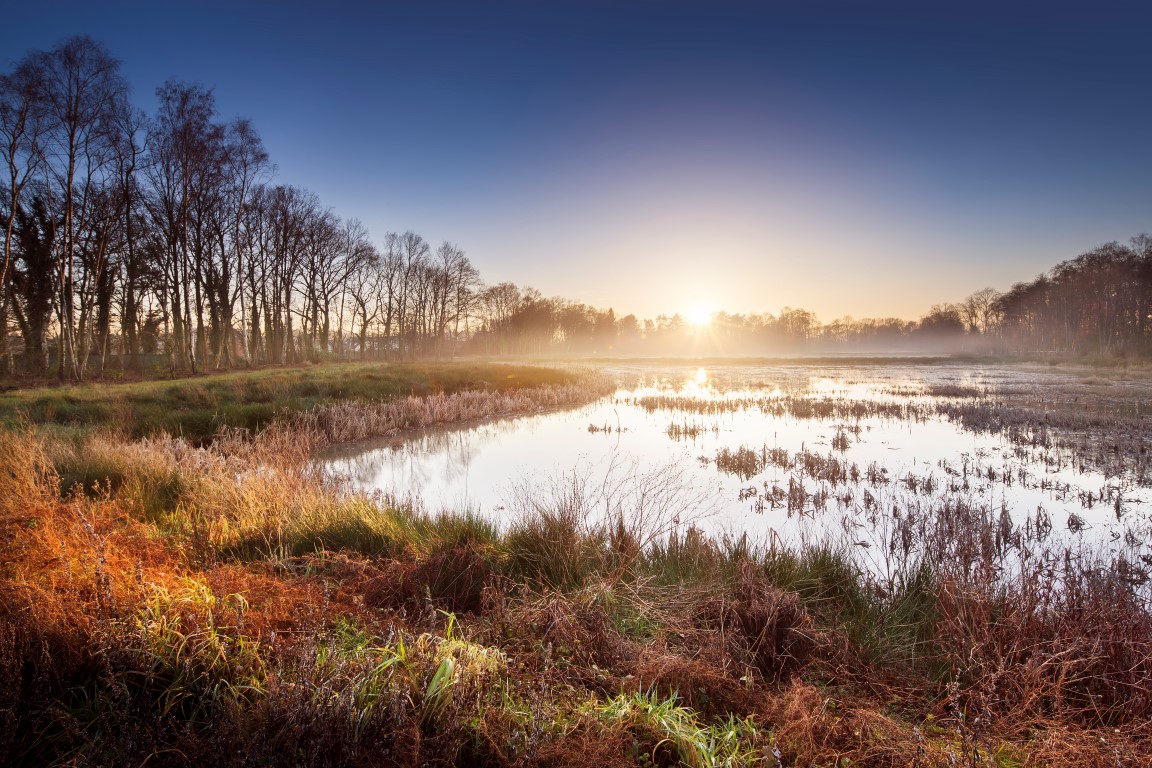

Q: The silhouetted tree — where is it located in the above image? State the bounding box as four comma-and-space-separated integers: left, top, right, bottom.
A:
918, 303, 965, 337
8, 196, 56, 373
40, 36, 129, 380
0, 50, 48, 372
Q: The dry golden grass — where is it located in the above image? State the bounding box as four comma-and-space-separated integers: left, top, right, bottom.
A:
2, 369, 1152, 765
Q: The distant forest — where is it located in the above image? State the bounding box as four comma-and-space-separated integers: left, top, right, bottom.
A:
2, 37, 1150, 381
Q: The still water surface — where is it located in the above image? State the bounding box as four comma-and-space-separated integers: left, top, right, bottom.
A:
321, 363, 1152, 556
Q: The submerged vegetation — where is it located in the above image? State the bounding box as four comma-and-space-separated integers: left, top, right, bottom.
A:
1, 361, 1151, 765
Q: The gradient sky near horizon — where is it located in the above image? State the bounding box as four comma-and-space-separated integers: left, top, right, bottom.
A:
4, 1, 1151, 321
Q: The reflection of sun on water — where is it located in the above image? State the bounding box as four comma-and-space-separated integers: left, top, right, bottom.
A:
680, 367, 710, 395
811, 377, 893, 400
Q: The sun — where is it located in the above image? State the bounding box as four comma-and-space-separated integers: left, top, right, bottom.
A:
685, 305, 714, 327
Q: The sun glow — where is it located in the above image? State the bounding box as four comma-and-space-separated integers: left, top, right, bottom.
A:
685, 305, 714, 327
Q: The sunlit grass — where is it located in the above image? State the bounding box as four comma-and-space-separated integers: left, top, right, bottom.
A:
2, 367, 1152, 765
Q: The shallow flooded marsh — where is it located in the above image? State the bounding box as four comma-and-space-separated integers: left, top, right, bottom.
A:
323, 362, 1152, 585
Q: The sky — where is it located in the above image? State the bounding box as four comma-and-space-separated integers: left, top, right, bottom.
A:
3, 1, 1151, 322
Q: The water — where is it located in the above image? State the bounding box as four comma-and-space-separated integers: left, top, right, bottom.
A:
321, 363, 1152, 558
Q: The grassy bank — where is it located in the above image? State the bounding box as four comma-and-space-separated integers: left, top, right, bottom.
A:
2, 394, 1150, 765
0, 361, 585, 441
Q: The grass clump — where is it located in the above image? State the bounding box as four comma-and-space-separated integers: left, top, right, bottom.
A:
122, 577, 267, 721
596, 689, 774, 767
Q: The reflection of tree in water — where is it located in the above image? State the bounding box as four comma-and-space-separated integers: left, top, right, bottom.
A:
328, 420, 519, 490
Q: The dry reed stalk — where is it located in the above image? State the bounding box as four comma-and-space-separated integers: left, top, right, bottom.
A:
766, 681, 964, 767
1020, 724, 1149, 767
0, 428, 57, 519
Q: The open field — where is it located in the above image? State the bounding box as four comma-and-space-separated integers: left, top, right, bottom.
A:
2, 360, 1151, 766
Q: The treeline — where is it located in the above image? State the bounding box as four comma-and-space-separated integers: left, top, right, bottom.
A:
465, 237, 1152, 358
2, 37, 1150, 380
0, 37, 492, 380
995, 237, 1152, 356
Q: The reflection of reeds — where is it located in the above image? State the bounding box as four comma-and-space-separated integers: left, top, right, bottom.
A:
831, 428, 849, 452
710, 428, 1144, 533
714, 445, 852, 485
294, 374, 614, 449
640, 376, 1151, 487
637, 393, 922, 421
664, 421, 719, 440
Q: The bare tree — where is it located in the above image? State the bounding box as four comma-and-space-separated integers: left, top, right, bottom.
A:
394, 231, 429, 359
347, 236, 388, 360
147, 80, 220, 373
39, 36, 129, 380
223, 118, 270, 366
0, 51, 49, 373
327, 217, 375, 359
108, 102, 149, 372
960, 287, 1002, 335
432, 241, 479, 358
7, 196, 56, 374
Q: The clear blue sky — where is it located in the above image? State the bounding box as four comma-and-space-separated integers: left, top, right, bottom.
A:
3, 1, 1150, 320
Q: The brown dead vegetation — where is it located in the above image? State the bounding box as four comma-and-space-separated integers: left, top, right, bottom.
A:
2, 372, 1152, 765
